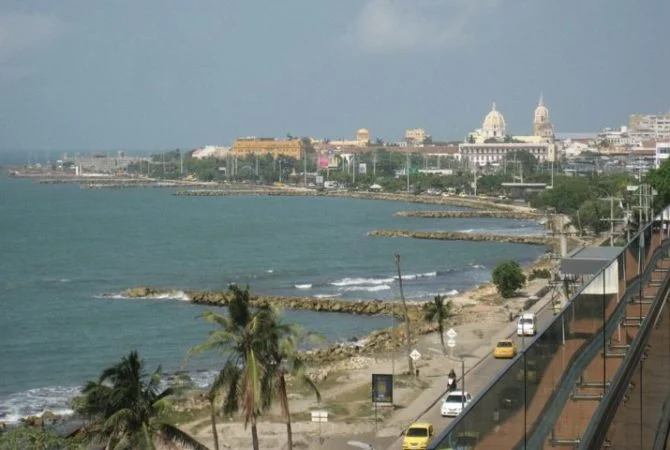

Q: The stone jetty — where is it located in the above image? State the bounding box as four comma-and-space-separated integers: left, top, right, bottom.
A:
395, 210, 541, 220
120, 287, 445, 364
174, 188, 522, 211
121, 286, 425, 320
368, 229, 555, 247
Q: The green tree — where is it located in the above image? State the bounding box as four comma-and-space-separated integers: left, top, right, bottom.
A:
0, 426, 67, 450
423, 295, 453, 355
492, 261, 527, 298
263, 314, 322, 450
646, 158, 670, 209
190, 285, 274, 450
74, 351, 208, 450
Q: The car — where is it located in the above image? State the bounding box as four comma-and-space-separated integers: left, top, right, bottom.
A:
402, 422, 434, 450
440, 391, 472, 417
517, 313, 537, 336
493, 339, 518, 359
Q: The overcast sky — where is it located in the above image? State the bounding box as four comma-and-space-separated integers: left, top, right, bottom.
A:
0, 0, 668, 151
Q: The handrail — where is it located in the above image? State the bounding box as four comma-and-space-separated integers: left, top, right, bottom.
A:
578, 239, 670, 449
518, 272, 644, 449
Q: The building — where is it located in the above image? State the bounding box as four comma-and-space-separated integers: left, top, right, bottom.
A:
468, 103, 507, 143
656, 141, 670, 168
191, 146, 230, 159
231, 138, 302, 159
460, 142, 553, 166
461, 99, 556, 166
533, 95, 554, 139
630, 112, 670, 138
597, 126, 642, 147
405, 128, 427, 144
329, 128, 370, 148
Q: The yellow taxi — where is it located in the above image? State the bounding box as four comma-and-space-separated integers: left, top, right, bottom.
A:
402, 422, 434, 450
493, 339, 518, 359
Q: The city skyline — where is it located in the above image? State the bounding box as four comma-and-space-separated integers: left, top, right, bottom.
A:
0, 0, 668, 151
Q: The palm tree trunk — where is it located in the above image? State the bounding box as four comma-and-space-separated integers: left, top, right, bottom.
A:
439, 323, 446, 355
209, 396, 220, 450
279, 374, 293, 450
251, 416, 260, 450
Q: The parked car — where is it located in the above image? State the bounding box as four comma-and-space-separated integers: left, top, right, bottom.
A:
440, 391, 472, 417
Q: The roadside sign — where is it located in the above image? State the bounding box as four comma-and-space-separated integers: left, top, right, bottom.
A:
311, 411, 329, 423
447, 339, 456, 348
410, 349, 421, 361
446, 328, 457, 339
371, 374, 393, 404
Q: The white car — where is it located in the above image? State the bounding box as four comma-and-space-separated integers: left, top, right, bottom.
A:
517, 313, 537, 336
440, 391, 472, 417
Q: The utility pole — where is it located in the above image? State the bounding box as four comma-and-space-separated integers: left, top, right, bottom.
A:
303, 147, 307, 186
406, 151, 410, 193
550, 158, 554, 189
394, 254, 414, 376
473, 169, 478, 197
599, 196, 624, 246
352, 153, 356, 186
180, 151, 184, 177
373, 151, 377, 177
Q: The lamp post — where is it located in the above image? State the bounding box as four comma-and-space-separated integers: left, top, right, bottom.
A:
446, 328, 465, 410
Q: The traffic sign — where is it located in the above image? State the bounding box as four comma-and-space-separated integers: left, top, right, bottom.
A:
311, 411, 329, 423
446, 328, 457, 339
410, 349, 421, 361
447, 339, 456, 348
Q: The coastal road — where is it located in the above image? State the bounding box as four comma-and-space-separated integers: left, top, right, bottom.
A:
383, 300, 557, 450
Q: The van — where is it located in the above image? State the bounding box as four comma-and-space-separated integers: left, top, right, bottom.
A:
517, 313, 536, 336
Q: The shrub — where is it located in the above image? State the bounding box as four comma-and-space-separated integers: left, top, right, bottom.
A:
492, 260, 527, 298
529, 268, 551, 280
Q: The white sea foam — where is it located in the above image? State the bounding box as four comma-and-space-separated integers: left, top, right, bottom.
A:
267, 269, 274, 273
338, 285, 391, 293
295, 284, 313, 290
471, 264, 486, 269
0, 386, 80, 424
331, 277, 395, 287
400, 271, 437, 280
445, 289, 459, 296
96, 290, 190, 302
313, 294, 342, 299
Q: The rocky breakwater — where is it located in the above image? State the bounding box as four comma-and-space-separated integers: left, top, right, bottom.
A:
395, 210, 540, 220
121, 287, 425, 319
369, 229, 556, 248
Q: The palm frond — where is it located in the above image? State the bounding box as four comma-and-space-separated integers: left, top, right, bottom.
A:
157, 422, 211, 450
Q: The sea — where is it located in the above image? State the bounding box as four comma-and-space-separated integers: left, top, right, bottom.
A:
0, 169, 547, 424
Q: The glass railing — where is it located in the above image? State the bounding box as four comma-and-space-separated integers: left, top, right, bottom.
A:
428, 221, 662, 450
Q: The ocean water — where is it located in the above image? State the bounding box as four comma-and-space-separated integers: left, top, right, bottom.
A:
0, 175, 546, 423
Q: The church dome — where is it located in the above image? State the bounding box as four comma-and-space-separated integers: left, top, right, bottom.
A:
534, 95, 550, 123
482, 102, 506, 137
356, 128, 370, 141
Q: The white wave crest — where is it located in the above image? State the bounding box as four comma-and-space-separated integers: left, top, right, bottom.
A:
0, 386, 80, 424
95, 290, 190, 302
471, 264, 486, 269
331, 277, 395, 287
445, 289, 459, 296
313, 294, 342, 299
399, 271, 437, 280
295, 284, 312, 290
338, 285, 391, 293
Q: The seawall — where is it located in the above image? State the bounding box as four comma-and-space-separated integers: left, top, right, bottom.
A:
395, 210, 541, 219
173, 189, 522, 211
368, 229, 555, 247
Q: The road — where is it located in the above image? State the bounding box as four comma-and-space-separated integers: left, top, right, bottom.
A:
384, 300, 557, 450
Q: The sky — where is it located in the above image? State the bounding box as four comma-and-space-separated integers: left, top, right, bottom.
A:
0, 0, 668, 152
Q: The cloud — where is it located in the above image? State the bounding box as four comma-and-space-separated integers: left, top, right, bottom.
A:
0, 12, 64, 63
340, 0, 500, 54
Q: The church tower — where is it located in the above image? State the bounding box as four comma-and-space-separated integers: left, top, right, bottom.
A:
533, 94, 554, 140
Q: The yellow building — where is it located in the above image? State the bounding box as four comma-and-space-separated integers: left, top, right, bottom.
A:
231, 138, 302, 159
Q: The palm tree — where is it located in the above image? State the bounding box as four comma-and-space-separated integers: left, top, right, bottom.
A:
424, 295, 453, 355
262, 314, 322, 450
190, 285, 273, 450
75, 351, 208, 450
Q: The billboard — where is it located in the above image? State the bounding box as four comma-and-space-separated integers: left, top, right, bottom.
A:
371, 374, 393, 404
318, 157, 329, 168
